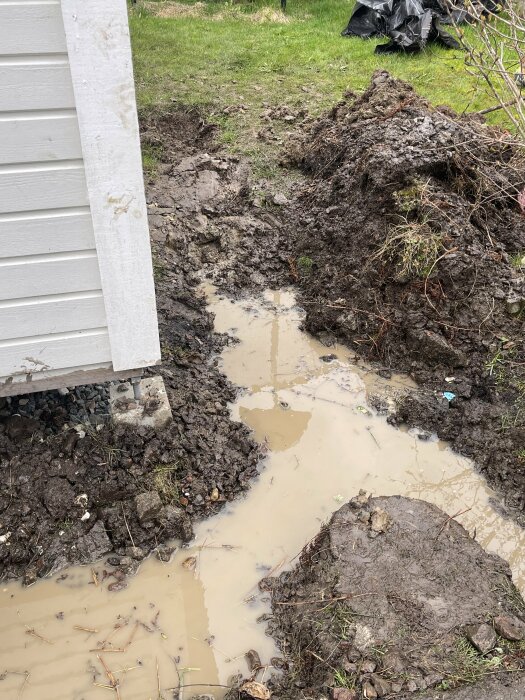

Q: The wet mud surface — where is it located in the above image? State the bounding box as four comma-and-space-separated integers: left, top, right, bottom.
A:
2, 290, 525, 700
2, 75, 525, 700
0, 113, 264, 584
259, 496, 525, 700
285, 71, 525, 524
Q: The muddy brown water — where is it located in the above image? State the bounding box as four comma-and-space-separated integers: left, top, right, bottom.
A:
1, 289, 524, 699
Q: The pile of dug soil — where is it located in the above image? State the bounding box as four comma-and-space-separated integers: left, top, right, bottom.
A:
287, 71, 525, 521
0, 112, 262, 585
261, 494, 525, 700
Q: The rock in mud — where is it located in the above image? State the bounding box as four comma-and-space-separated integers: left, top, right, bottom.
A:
332, 689, 357, 700
265, 495, 525, 699
493, 614, 525, 641
135, 491, 163, 525
239, 680, 270, 700
465, 623, 497, 654
156, 544, 177, 562
75, 521, 112, 563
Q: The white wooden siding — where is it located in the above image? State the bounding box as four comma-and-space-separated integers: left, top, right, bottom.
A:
0, 328, 111, 377
0, 161, 88, 213
0, 292, 106, 341
62, 0, 161, 371
0, 253, 102, 301
0, 3, 112, 386
0, 62, 75, 111
0, 0, 160, 392
0, 111, 82, 164
0, 3, 67, 55
0, 210, 94, 258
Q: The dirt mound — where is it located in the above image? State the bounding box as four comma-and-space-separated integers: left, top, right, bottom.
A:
287, 71, 525, 521
262, 494, 525, 699
0, 111, 263, 585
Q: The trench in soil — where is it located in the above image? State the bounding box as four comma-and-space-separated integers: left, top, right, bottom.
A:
1, 288, 524, 699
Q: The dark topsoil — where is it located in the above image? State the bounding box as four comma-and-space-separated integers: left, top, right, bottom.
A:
0, 109, 273, 586
286, 71, 525, 524
255, 495, 525, 700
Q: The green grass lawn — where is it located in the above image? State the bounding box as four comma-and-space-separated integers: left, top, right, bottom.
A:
129, 0, 504, 167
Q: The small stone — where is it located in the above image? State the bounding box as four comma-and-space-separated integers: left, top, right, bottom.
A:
381, 651, 406, 675
272, 193, 289, 206
271, 657, 287, 670
360, 660, 376, 674
156, 544, 176, 562
210, 488, 220, 502
493, 615, 525, 641
370, 674, 391, 697
362, 681, 377, 699
23, 566, 38, 587
370, 507, 391, 535
349, 490, 369, 509
245, 649, 261, 672
320, 354, 338, 363
134, 491, 163, 525
465, 623, 497, 654
125, 546, 146, 561
108, 579, 128, 593
332, 689, 357, 700
239, 680, 270, 699
118, 556, 137, 574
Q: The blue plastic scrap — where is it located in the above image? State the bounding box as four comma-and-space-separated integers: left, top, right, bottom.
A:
442, 391, 456, 402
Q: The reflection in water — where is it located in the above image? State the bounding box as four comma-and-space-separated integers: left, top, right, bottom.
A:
0, 288, 523, 700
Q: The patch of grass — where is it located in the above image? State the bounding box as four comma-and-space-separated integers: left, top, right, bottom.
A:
129, 0, 505, 167
333, 669, 356, 689
511, 251, 525, 269
374, 219, 443, 282
439, 636, 502, 689
142, 142, 164, 178
297, 255, 314, 273
153, 463, 180, 503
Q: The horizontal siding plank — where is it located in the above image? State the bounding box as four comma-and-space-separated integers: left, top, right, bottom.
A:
0, 165, 88, 213
0, 254, 101, 301
0, 293, 107, 341
0, 64, 74, 111
0, 5, 66, 55
0, 329, 112, 377
0, 210, 95, 257
0, 114, 82, 164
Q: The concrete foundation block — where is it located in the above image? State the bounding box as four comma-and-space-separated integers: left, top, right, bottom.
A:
109, 376, 172, 429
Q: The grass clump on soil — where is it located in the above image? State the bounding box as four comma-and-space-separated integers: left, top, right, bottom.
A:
153, 463, 180, 503
439, 636, 502, 689
373, 219, 443, 282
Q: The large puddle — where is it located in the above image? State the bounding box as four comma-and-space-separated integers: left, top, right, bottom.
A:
1, 289, 524, 699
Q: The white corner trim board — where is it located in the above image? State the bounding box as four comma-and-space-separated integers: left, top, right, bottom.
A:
61, 0, 161, 372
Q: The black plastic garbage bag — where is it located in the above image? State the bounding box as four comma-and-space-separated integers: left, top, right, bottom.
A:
342, 0, 498, 53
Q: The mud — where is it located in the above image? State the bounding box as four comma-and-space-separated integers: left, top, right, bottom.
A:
142, 110, 291, 292
261, 496, 525, 700
2, 290, 525, 700
286, 71, 525, 524
0, 113, 263, 584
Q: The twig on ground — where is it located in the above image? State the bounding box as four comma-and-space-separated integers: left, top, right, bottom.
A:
25, 627, 53, 645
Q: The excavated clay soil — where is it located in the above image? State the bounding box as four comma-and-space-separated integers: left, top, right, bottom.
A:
255, 495, 525, 700
286, 71, 525, 525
